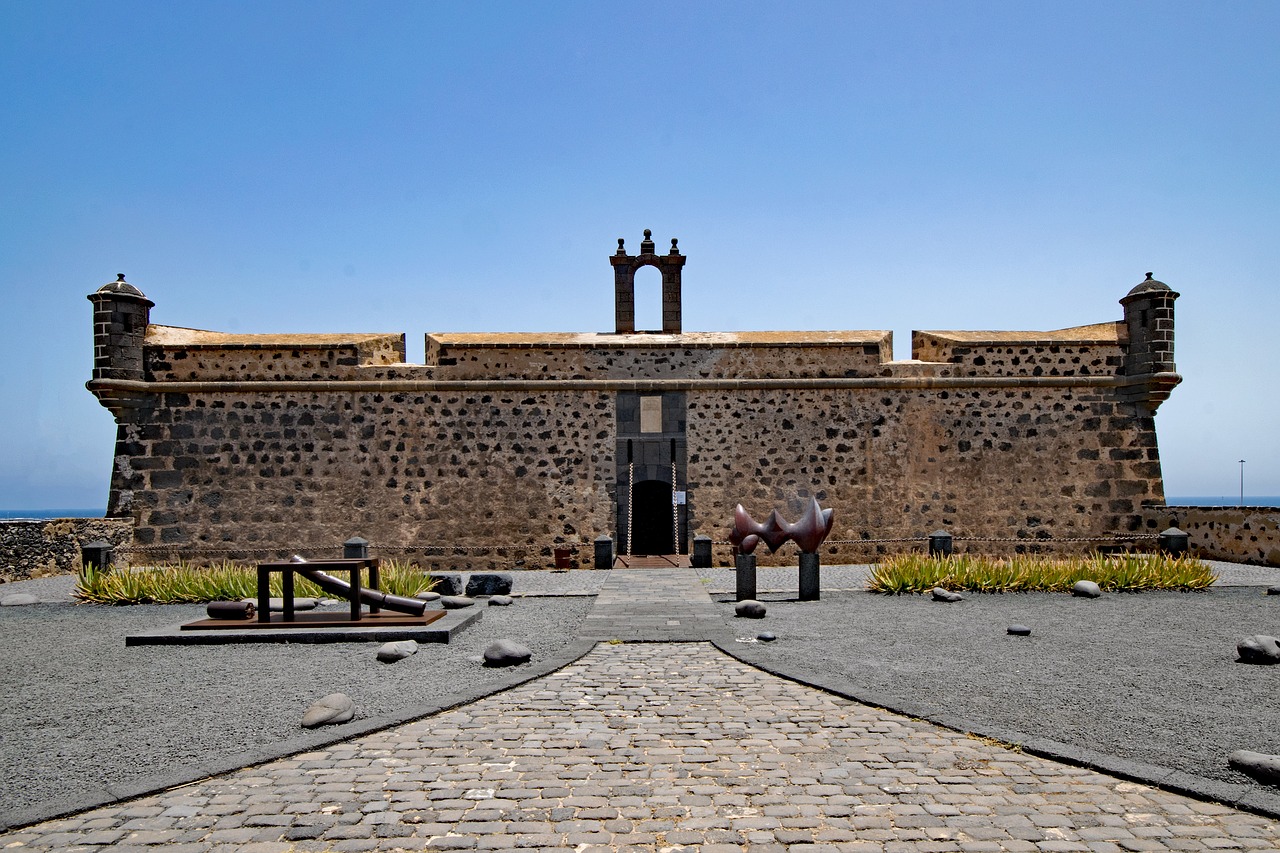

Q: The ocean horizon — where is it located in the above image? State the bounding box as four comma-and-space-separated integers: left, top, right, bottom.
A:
4, 497, 1280, 521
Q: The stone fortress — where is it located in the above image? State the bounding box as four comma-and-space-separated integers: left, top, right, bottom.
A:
86, 231, 1183, 567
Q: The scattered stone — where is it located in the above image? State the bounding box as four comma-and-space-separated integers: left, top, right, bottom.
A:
1072, 580, 1102, 598
466, 573, 513, 597
414, 590, 441, 602
735, 600, 766, 619
440, 595, 476, 609
1007, 624, 1031, 636
757, 631, 777, 642
483, 640, 532, 667
931, 587, 963, 602
376, 640, 418, 663
0, 593, 39, 606
1267, 586, 1280, 596
207, 600, 255, 620
1236, 635, 1280, 664
488, 595, 514, 606
1229, 750, 1280, 785
429, 573, 463, 596
301, 693, 355, 728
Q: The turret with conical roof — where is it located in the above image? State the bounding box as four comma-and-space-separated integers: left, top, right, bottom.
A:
1119, 272, 1180, 411
87, 274, 153, 381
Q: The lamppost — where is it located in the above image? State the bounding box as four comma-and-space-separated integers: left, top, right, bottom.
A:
1239, 459, 1246, 506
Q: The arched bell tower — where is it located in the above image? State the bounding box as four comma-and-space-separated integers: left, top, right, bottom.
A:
610, 229, 686, 333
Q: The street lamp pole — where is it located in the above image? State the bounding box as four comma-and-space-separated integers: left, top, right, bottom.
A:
1239, 459, 1246, 506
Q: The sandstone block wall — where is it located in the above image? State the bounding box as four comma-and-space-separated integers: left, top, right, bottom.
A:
1144, 505, 1280, 566
0, 518, 134, 582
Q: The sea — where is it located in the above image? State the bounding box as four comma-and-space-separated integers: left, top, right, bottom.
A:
4, 497, 1280, 520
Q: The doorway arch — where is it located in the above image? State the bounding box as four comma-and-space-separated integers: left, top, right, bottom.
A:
629, 479, 674, 555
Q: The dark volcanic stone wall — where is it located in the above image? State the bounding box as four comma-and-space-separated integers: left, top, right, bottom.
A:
107, 390, 614, 568
686, 385, 1165, 564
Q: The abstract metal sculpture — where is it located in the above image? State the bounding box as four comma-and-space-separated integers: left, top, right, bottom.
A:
730, 497, 835, 555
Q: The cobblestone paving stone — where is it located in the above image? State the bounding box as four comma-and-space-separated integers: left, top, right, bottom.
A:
3, 642, 1278, 852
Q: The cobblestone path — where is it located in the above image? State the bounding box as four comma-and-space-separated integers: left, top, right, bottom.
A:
3, 642, 1277, 852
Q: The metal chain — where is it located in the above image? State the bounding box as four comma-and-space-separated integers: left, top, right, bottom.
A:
626, 460, 634, 558
672, 456, 679, 555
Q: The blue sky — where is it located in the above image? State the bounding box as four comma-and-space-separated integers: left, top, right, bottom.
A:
1, 1, 1277, 509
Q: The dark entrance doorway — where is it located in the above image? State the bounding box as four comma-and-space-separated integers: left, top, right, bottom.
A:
629, 479, 674, 555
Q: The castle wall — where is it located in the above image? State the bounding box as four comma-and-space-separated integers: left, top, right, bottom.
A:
86, 264, 1181, 569
425, 331, 891, 380
687, 384, 1165, 565
1144, 505, 1280, 566
106, 388, 614, 568
0, 518, 134, 582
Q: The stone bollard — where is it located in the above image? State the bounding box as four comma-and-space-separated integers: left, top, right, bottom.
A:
799, 552, 820, 601
343, 536, 370, 559
929, 529, 953, 558
81, 540, 114, 574
1158, 526, 1189, 557
692, 535, 713, 568
593, 535, 613, 570
735, 553, 757, 601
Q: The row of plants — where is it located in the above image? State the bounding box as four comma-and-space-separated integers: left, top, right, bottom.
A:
866, 552, 1217, 594
75, 551, 1216, 604
75, 559, 435, 605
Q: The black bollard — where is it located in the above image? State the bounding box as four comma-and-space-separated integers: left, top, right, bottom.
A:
692, 535, 712, 568
81, 540, 114, 573
343, 536, 370, 559
594, 535, 614, 570
929, 529, 953, 558
1159, 526, 1189, 557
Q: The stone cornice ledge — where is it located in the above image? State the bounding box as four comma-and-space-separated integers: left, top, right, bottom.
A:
85, 374, 1180, 396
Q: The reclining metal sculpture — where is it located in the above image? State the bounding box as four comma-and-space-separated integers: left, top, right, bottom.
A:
729, 497, 835, 554
287, 555, 426, 617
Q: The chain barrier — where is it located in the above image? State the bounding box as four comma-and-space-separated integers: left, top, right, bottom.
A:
710, 533, 1160, 547
117, 532, 1161, 560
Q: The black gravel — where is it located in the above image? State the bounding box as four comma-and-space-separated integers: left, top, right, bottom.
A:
722, 586, 1280, 795
0, 592, 593, 826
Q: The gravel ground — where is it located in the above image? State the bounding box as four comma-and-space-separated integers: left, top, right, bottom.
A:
0, 584, 592, 824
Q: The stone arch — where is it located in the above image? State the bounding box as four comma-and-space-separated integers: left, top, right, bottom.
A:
610, 229, 686, 333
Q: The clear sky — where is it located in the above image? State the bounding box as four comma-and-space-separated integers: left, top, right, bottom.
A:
1, 1, 1277, 509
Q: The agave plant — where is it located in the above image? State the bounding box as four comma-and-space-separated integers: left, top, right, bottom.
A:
867, 552, 1215, 594
75, 559, 435, 605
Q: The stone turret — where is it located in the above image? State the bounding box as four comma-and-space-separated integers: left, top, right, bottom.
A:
87, 274, 153, 381
1119, 272, 1180, 411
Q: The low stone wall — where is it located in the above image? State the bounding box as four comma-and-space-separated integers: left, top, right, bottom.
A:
0, 518, 134, 583
1147, 505, 1280, 566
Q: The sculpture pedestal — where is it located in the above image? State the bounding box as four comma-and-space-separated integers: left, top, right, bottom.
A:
735, 553, 757, 601
799, 552, 820, 601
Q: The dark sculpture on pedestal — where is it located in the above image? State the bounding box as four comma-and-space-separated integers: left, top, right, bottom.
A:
730, 498, 834, 555
729, 498, 834, 602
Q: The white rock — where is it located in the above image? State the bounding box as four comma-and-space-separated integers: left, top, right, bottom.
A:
301, 693, 355, 729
